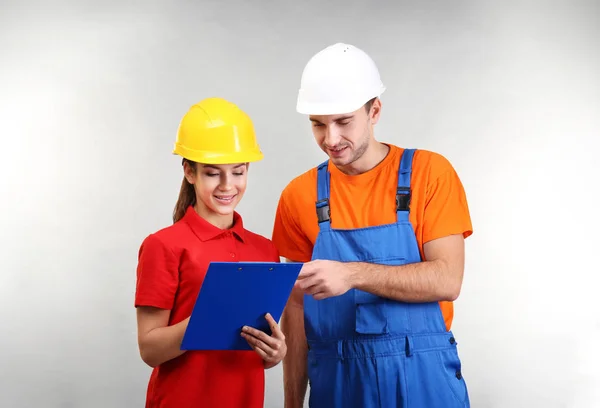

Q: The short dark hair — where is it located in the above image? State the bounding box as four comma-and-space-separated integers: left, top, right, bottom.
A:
364, 97, 377, 112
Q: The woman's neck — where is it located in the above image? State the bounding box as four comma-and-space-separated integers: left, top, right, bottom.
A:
193, 203, 234, 230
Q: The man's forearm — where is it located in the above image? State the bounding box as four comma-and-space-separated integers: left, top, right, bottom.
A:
281, 303, 308, 408
348, 259, 462, 302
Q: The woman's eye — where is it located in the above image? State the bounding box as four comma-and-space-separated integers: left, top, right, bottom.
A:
233, 172, 244, 176
206, 173, 219, 177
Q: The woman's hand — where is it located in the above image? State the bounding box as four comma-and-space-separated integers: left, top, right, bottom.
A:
241, 313, 287, 369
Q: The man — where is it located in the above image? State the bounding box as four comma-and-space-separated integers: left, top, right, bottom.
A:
272, 43, 473, 408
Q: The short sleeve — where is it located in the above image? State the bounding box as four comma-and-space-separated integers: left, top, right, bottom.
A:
134, 233, 179, 309
269, 241, 281, 263
271, 187, 314, 262
422, 158, 473, 244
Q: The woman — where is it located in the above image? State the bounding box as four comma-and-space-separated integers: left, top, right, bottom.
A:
134, 97, 286, 408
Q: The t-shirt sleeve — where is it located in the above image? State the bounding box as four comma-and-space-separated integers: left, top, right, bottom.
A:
272, 187, 314, 262
269, 239, 281, 263
422, 155, 473, 244
134, 233, 179, 309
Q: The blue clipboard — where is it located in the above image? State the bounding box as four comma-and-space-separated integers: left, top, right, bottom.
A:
181, 261, 303, 351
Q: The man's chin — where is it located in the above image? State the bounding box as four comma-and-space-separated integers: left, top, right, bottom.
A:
329, 154, 353, 166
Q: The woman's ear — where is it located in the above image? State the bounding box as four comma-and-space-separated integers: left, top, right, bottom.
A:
183, 161, 197, 184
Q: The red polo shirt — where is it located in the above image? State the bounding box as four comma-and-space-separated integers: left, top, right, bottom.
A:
135, 206, 280, 408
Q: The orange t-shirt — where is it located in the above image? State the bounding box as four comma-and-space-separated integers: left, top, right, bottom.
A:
271, 144, 473, 331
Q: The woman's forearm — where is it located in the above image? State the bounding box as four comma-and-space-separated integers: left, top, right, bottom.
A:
139, 317, 190, 367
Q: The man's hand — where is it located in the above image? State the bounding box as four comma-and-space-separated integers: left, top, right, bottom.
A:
293, 234, 465, 303
241, 313, 287, 368
295, 259, 356, 300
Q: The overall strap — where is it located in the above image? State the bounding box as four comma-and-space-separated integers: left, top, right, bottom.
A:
315, 160, 331, 231
396, 149, 416, 221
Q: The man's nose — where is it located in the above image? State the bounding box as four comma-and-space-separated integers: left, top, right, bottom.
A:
324, 126, 341, 146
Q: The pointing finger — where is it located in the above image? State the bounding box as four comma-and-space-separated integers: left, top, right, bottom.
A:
297, 263, 317, 279
297, 275, 322, 291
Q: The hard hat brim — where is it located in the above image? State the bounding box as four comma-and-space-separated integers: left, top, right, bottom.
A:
296, 100, 367, 115
296, 87, 386, 115
173, 143, 264, 165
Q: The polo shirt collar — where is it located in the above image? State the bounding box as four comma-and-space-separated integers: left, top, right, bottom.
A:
182, 205, 246, 242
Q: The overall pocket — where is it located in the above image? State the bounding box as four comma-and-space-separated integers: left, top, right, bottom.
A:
306, 352, 340, 408
355, 290, 388, 334
354, 257, 406, 335
406, 346, 469, 407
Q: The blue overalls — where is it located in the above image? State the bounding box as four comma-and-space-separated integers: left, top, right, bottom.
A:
304, 149, 470, 408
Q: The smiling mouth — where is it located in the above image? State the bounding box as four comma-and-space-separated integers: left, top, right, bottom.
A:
328, 146, 348, 154
214, 194, 236, 204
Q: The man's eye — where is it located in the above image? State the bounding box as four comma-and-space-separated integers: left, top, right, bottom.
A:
339, 121, 350, 126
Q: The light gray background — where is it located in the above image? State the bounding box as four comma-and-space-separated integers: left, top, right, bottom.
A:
1, 1, 599, 407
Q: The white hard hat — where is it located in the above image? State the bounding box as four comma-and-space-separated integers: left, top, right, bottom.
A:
296, 43, 386, 115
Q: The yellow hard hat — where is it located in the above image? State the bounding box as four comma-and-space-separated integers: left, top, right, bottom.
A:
173, 97, 264, 164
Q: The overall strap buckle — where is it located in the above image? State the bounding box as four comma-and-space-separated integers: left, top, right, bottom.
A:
396, 149, 416, 214
316, 199, 331, 223
396, 187, 411, 212
315, 160, 332, 228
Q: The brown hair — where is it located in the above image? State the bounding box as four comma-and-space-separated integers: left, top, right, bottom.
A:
173, 159, 197, 223
364, 97, 377, 113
